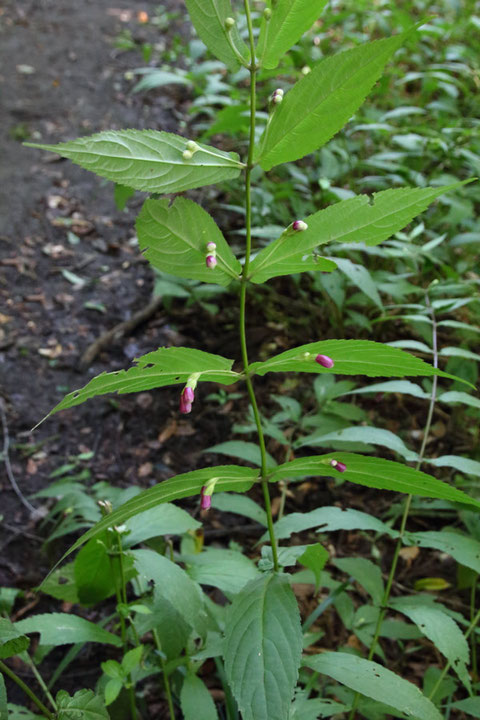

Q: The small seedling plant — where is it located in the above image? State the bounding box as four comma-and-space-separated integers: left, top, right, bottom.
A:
3, 1, 477, 719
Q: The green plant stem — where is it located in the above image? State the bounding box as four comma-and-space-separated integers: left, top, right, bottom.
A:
112, 531, 137, 720
348, 294, 438, 720
428, 606, 480, 701
471, 575, 478, 680
0, 660, 53, 719
240, 0, 279, 572
22, 655, 57, 712
152, 629, 175, 720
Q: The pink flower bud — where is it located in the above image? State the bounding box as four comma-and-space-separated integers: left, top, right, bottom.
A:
179, 387, 195, 414
183, 386, 195, 403
206, 242, 216, 252
315, 354, 334, 369
200, 486, 211, 510
330, 459, 346, 472
206, 255, 217, 269
292, 220, 308, 231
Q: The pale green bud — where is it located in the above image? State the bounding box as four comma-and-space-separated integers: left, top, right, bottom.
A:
183, 150, 193, 160
225, 17, 235, 30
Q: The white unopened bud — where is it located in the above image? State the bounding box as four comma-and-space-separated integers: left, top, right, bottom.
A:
263, 8, 272, 20
225, 17, 235, 30
206, 242, 217, 252
183, 150, 193, 160
301, 65, 311, 75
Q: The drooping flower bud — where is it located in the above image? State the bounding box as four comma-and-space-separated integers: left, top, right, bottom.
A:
206, 241, 217, 252
263, 7, 272, 19
293, 220, 308, 232
200, 486, 212, 510
301, 65, 311, 75
330, 459, 347, 473
224, 17, 235, 30
183, 386, 195, 404
200, 477, 219, 510
179, 394, 192, 414
315, 354, 334, 369
271, 88, 284, 105
183, 150, 193, 160
186, 140, 199, 153
206, 255, 217, 269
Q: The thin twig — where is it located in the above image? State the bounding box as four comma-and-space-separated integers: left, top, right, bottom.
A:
0, 398, 40, 517
78, 294, 164, 371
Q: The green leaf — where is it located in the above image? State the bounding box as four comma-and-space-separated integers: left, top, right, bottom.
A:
224, 573, 302, 720
6, 706, 42, 720
334, 558, 384, 606
406, 530, 480, 574
26, 130, 243, 194
248, 185, 467, 283
258, 0, 328, 70
43, 347, 240, 421
439, 391, 480, 410
0, 619, 30, 660
427, 455, 480, 477
133, 595, 190, 660
74, 535, 116, 605
249, 339, 466, 384
268, 506, 397, 542
295, 426, 419, 462
290, 694, 349, 719
305, 652, 442, 720
49, 465, 258, 566
348, 380, 430, 400
211, 493, 268, 526
256, 29, 414, 171
56, 689, 110, 720
451, 697, 480, 718
0, 673, 7, 720
113, 184, 135, 211
132, 549, 205, 631
204, 440, 276, 467
268, 454, 480, 509
122, 645, 144, 675
183, 548, 260, 595
123, 503, 201, 548
391, 597, 470, 691
15, 614, 121, 648
137, 197, 241, 286
331, 257, 382, 308
180, 674, 219, 720
184, 0, 249, 71
298, 544, 328, 593
104, 679, 122, 706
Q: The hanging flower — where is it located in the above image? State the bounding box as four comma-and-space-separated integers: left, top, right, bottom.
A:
206, 255, 217, 269
330, 459, 347, 472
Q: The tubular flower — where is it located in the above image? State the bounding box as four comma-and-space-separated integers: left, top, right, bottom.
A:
179, 386, 195, 414
200, 477, 219, 510
315, 354, 334, 369
330, 459, 347, 472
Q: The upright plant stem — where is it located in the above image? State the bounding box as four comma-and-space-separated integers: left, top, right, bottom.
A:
240, 0, 279, 572
0, 660, 53, 719
152, 629, 175, 720
348, 294, 438, 720
22, 656, 57, 712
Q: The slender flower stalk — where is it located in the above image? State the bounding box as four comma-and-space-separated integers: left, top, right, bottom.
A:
241, 0, 279, 572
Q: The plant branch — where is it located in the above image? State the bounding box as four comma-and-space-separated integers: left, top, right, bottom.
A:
0, 660, 53, 719
240, 0, 279, 572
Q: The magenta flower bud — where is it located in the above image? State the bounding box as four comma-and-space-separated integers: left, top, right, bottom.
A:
315, 354, 334, 369
183, 386, 195, 403
292, 220, 308, 232
179, 396, 192, 414
330, 459, 347, 472
200, 486, 211, 510
206, 255, 217, 269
